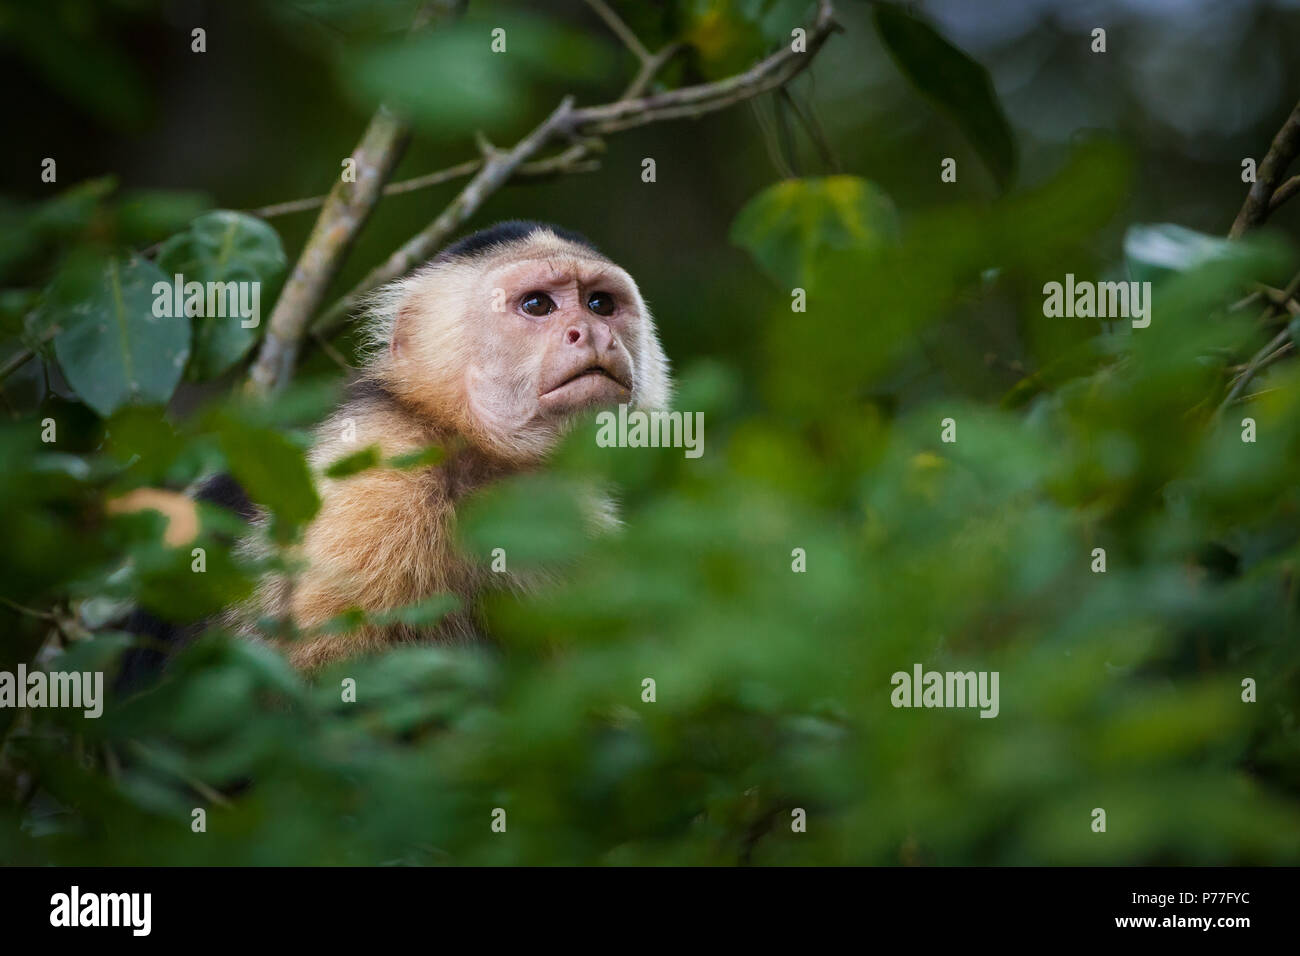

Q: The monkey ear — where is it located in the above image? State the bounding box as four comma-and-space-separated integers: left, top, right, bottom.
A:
390, 303, 416, 358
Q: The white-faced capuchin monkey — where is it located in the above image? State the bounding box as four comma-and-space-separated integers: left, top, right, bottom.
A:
122, 221, 670, 680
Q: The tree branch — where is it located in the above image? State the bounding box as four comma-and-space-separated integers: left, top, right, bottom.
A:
248, 0, 680, 226
624, 41, 685, 100
249, 146, 602, 220
0, 326, 59, 384
584, 0, 652, 65
246, 107, 411, 395
564, 6, 836, 136
1218, 327, 1292, 416
310, 98, 583, 339
307, 0, 838, 346
1268, 173, 1300, 215
1215, 270, 1300, 418
242, 1, 468, 395
1230, 97, 1300, 238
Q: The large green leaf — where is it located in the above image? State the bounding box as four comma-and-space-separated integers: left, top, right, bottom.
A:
156, 211, 287, 380
459, 473, 590, 568
343, 14, 614, 135
50, 257, 190, 417
730, 175, 899, 287
214, 414, 320, 542
873, 3, 1017, 192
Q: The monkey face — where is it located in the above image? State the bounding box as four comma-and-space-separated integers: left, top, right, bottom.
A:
487, 257, 637, 418
458, 254, 657, 459
384, 232, 670, 463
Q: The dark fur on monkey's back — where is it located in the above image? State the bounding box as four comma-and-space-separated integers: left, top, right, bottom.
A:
436, 219, 602, 261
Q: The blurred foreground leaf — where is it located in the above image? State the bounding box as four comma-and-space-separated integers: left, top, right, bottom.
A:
49, 257, 190, 417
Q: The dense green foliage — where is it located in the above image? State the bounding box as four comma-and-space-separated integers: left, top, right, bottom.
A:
2, 0, 1300, 865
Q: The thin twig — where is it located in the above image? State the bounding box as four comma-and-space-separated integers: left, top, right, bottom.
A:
1217, 328, 1291, 417
1268, 173, 1300, 213
0, 596, 57, 620
774, 89, 802, 177
1213, 269, 1300, 420
1230, 97, 1300, 237
751, 99, 795, 180
584, 0, 652, 64
624, 42, 685, 100
0, 326, 59, 384
564, 6, 836, 137
0, 349, 36, 383
248, 148, 601, 220
1254, 282, 1300, 316
781, 84, 840, 173
127, 740, 234, 809
312, 330, 354, 373
1229, 290, 1263, 313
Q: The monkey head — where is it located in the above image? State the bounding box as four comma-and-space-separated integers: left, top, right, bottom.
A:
367, 221, 671, 464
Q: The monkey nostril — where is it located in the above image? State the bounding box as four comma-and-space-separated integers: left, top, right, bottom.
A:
566, 328, 582, 345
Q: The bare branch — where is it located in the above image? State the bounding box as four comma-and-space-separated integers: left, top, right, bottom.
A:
0, 325, 59, 384
1218, 328, 1292, 416
1230, 97, 1300, 238
310, 0, 838, 344
1215, 269, 1300, 418
249, 146, 601, 220
250, 4, 681, 227
584, 0, 652, 64
566, 4, 836, 136
311, 98, 581, 338
0, 348, 37, 383
1268, 173, 1300, 215
241, 0, 472, 395
623, 41, 685, 100
246, 107, 411, 395
249, 160, 480, 219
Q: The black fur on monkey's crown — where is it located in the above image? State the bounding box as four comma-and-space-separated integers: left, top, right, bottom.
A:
435, 220, 602, 262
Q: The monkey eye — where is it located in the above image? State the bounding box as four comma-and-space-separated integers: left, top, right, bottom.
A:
520, 292, 556, 317
587, 292, 616, 316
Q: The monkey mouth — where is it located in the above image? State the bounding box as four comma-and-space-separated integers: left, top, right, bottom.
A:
555, 366, 629, 391
539, 363, 631, 411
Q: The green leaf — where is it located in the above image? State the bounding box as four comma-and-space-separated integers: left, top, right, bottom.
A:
156, 211, 287, 379
373, 593, 461, 628
343, 15, 614, 136
387, 445, 445, 469
873, 3, 1017, 191
730, 175, 898, 287
459, 473, 591, 568
324, 445, 382, 479
28, 177, 117, 239
1123, 223, 1246, 284
50, 257, 190, 417
214, 415, 319, 541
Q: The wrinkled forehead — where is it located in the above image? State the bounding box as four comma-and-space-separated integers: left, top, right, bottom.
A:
476, 241, 633, 294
